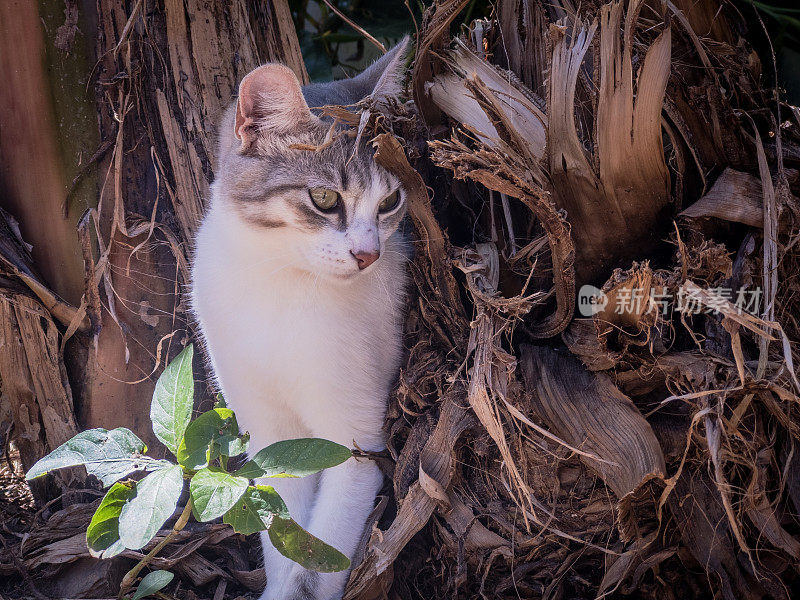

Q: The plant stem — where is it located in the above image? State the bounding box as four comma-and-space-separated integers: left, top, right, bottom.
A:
117, 499, 193, 600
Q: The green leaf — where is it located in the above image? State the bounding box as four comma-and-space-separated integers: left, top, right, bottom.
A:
268, 516, 350, 572
131, 570, 174, 600
235, 438, 352, 480
118, 465, 184, 550
177, 408, 248, 470
86, 481, 135, 558
210, 430, 249, 464
25, 428, 169, 487
189, 467, 248, 522
223, 485, 289, 535
150, 344, 194, 456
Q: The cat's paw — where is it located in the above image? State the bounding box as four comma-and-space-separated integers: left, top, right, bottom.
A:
256, 574, 315, 600
282, 571, 321, 600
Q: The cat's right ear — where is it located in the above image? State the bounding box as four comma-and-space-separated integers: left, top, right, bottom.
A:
234, 64, 315, 151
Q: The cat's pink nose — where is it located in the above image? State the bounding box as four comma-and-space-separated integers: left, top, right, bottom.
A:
352, 250, 380, 270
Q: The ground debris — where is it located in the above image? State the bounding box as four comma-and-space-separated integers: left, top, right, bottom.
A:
0, 460, 262, 600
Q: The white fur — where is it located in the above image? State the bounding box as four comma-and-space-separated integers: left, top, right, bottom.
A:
191, 183, 406, 599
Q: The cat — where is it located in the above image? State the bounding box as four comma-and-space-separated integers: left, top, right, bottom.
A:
191, 39, 409, 600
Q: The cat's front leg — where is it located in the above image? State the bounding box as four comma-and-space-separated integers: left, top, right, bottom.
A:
280, 457, 384, 600
259, 472, 320, 600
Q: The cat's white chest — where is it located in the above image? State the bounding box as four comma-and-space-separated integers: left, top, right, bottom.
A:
191, 206, 404, 452
210, 290, 367, 400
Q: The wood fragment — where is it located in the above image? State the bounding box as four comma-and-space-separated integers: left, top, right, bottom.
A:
0, 289, 80, 497
345, 397, 473, 599
520, 344, 666, 539
679, 168, 764, 227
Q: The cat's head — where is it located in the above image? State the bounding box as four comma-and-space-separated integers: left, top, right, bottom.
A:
213, 39, 409, 281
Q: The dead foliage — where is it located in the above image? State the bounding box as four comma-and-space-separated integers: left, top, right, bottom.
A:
3, 0, 800, 599
345, 0, 800, 598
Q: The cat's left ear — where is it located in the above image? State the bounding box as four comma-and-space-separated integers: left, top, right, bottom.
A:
361, 36, 411, 102
234, 63, 316, 151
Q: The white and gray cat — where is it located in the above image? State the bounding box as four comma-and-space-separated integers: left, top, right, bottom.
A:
191, 40, 409, 600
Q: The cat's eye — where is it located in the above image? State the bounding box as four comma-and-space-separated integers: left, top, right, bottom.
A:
309, 188, 340, 211
378, 190, 401, 213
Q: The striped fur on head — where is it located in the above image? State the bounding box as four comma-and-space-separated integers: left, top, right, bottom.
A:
210, 38, 410, 281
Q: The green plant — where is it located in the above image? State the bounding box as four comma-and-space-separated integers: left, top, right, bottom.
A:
26, 344, 352, 599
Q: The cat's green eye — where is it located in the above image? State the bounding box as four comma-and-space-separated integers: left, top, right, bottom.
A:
378, 190, 401, 213
309, 188, 340, 211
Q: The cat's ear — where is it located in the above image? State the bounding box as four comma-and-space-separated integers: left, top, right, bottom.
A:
355, 36, 411, 102
370, 36, 410, 101
234, 64, 315, 150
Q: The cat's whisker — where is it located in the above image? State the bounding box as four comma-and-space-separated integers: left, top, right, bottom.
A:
381, 249, 414, 264
237, 248, 297, 272
312, 271, 323, 301
249, 259, 297, 279
226, 259, 300, 306
408, 235, 452, 245
375, 271, 393, 305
